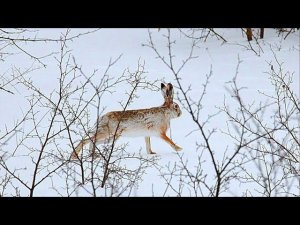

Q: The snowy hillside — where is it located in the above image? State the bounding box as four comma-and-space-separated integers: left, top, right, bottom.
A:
0, 28, 299, 196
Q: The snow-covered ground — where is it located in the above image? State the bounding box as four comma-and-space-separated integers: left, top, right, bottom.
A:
0, 28, 299, 196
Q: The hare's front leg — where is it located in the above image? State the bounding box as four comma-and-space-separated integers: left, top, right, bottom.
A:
160, 133, 182, 151
145, 137, 156, 154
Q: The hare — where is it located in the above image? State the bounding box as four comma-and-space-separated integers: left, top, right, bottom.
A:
71, 83, 182, 159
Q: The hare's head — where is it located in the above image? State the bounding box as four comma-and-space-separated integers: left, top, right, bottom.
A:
161, 83, 182, 118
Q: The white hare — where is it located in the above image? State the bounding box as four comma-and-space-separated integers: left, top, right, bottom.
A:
71, 83, 182, 159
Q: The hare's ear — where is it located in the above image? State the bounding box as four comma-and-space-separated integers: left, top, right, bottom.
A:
161, 83, 174, 103
167, 83, 174, 102
161, 83, 167, 99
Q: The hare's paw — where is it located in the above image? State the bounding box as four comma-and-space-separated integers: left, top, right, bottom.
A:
147, 149, 156, 154
174, 145, 183, 151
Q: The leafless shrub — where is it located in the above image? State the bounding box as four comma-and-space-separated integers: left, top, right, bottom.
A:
226, 49, 300, 196
275, 28, 298, 40
0, 29, 159, 196
0, 28, 99, 95
145, 28, 299, 196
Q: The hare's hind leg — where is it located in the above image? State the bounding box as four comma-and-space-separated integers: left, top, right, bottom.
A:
145, 137, 156, 154
88, 131, 122, 158
160, 133, 182, 152
71, 138, 91, 159
88, 132, 110, 158
71, 132, 108, 160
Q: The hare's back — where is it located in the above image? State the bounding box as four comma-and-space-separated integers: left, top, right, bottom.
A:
104, 108, 167, 137
106, 107, 165, 122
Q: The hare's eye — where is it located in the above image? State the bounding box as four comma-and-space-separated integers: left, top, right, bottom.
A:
174, 104, 178, 109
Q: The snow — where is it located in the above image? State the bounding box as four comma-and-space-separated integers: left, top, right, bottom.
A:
0, 28, 299, 196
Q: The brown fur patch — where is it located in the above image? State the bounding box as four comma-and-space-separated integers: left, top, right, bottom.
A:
146, 122, 154, 129
107, 107, 167, 122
